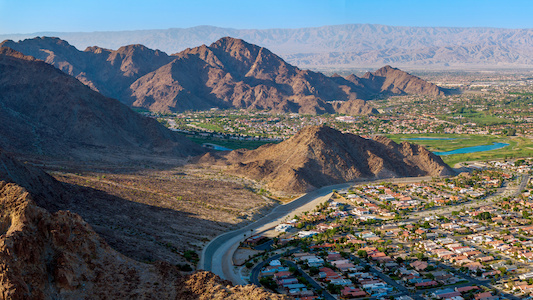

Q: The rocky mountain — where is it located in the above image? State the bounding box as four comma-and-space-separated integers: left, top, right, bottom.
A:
205, 126, 454, 193
360, 65, 445, 97
0, 149, 287, 299
129, 37, 380, 114
3, 24, 533, 68
0, 47, 201, 160
1, 36, 445, 114
0, 37, 173, 102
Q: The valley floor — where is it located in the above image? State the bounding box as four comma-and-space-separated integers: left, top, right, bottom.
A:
41, 162, 278, 269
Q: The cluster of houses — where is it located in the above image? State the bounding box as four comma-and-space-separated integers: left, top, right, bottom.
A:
292, 250, 395, 298
417, 238, 492, 273
430, 286, 497, 300
260, 259, 317, 299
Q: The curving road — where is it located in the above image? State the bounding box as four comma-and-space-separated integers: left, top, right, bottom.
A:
200, 182, 351, 284
200, 176, 440, 285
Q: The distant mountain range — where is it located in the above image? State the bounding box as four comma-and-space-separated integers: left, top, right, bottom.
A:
1, 36, 445, 114
201, 125, 455, 193
2, 24, 533, 68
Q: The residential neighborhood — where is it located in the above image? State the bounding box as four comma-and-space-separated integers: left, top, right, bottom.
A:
241, 159, 533, 299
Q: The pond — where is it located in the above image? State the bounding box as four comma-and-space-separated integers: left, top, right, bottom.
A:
433, 142, 510, 156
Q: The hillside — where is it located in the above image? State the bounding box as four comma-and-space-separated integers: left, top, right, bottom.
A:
207, 126, 454, 193
3, 24, 533, 68
0, 149, 287, 299
0, 37, 173, 102
1, 37, 445, 114
0, 47, 201, 160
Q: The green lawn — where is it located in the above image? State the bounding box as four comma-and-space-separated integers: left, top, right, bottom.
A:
437, 112, 513, 126
192, 122, 224, 132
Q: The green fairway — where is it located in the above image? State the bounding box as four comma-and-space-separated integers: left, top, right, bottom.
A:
387, 134, 533, 166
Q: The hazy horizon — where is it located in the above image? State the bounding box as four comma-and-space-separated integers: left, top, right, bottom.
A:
2, 0, 533, 35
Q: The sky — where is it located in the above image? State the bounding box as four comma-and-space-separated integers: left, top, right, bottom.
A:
1, 0, 533, 34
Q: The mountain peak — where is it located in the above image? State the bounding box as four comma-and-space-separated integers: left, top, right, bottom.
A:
373, 65, 400, 76
364, 65, 446, 96
221, 125, 454, 193
211, 36, 252, 49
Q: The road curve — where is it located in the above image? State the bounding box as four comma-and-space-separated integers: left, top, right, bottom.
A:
200, 182, 351, 284
200, 176, 440, 284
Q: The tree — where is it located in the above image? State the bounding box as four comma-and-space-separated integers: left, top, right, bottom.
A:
474, 211, 492, 221
357, 250, 368, 259
396, 257, 404, 264
259, 277, 278, 291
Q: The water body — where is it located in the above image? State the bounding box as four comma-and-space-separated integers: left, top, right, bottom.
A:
202, 143, 233, 151
434, 143, 509, 156
404, 137, 458, 140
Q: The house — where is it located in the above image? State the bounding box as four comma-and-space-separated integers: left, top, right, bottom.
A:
482, 270, 501, 279
456, 286, 479, 293
474, 292, 495, 300
275, 223, 293, 232
415, 280, 439, 288
243, 235, 267, 246
410, 260, 428, 271
278, 278, 298, 286
341, 286, 367, 298
330, 278, 352, 286
273, 271, 292, 280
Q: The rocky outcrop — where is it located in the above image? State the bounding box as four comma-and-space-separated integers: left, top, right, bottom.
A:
0, 47, 202, 160
208, 126, 454, 193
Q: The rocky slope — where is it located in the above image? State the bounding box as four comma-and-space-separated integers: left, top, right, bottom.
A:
0, 47, 201, 160
0, 37, 173, 102
206, 126, 454, 193
360, 65, 445, 97
3, 24, 533, 67
1, 37, 445, 114
0, 149, 287, 300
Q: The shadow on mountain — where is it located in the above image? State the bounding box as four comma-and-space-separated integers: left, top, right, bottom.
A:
61, 181, 234, 265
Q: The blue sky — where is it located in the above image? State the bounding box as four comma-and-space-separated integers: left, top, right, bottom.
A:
1, 0, 532, 34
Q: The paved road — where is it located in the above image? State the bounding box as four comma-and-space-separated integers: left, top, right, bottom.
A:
200, 182, 352, 284
367, 264, 424, 300
436, 263, 522, 300
201, 176, 441, 284
283, 260, 336, 300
